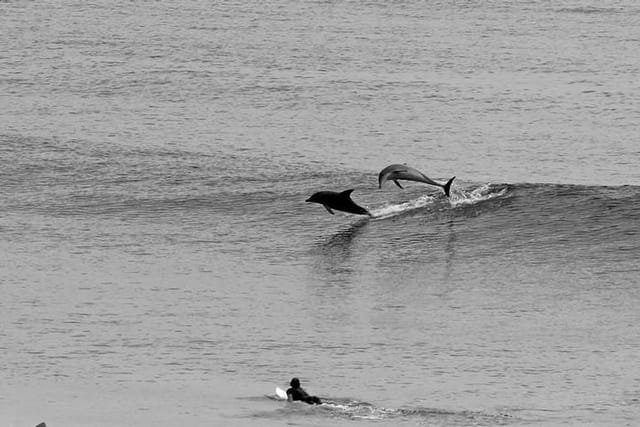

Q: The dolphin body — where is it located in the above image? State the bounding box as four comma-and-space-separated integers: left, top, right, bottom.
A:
306, 189, 371, 216
378, 164, 456, 197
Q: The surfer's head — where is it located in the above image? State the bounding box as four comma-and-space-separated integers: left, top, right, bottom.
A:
290, 377, 300, 388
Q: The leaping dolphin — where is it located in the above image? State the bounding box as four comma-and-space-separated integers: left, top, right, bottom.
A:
306, 189, 371, 216
378, 164, 456, 197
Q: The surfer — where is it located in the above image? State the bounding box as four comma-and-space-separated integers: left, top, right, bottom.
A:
286, 377, 322, 405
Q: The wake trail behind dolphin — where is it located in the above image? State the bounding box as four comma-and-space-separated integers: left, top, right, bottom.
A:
369, 194, 439, 219
449, 184, 508, 207
368, 184, 509, 220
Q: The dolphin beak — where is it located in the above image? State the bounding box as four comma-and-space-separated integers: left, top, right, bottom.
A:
305, 197, 312, 202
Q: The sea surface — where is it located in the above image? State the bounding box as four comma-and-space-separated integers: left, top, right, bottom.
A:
2, 1, 640, 426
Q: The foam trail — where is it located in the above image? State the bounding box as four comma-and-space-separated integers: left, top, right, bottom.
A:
367, 184, 508, 220
450, 184, 507, 208
317, 398, 515, 423
369, 194, 438, 219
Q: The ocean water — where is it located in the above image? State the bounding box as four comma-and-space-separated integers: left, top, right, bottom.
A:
1, 1, 640, 426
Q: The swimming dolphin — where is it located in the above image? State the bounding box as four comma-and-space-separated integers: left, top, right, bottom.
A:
378, 164, 456, 197
305, 189, 371, 216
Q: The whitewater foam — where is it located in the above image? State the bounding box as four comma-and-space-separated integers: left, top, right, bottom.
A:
369, 184, 508, 220
450, 184, 508, 208
370, 194, 439, 219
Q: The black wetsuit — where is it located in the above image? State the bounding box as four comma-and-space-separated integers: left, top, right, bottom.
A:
286, 386, 322, 405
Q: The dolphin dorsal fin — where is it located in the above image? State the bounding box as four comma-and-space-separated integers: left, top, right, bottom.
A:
339, 189, 355, 198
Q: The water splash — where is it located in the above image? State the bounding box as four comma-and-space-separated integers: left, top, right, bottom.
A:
369, 194, 439, 219
449, 183, 509, 208
368, 183, 509, 220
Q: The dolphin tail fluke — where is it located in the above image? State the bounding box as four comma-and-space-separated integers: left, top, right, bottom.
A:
443, 176, 456, 197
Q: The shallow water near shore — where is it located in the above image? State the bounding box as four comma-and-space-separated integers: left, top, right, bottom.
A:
2, 1, 640, 426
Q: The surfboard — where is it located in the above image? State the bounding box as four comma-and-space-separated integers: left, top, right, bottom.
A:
275, 387, 287, 400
